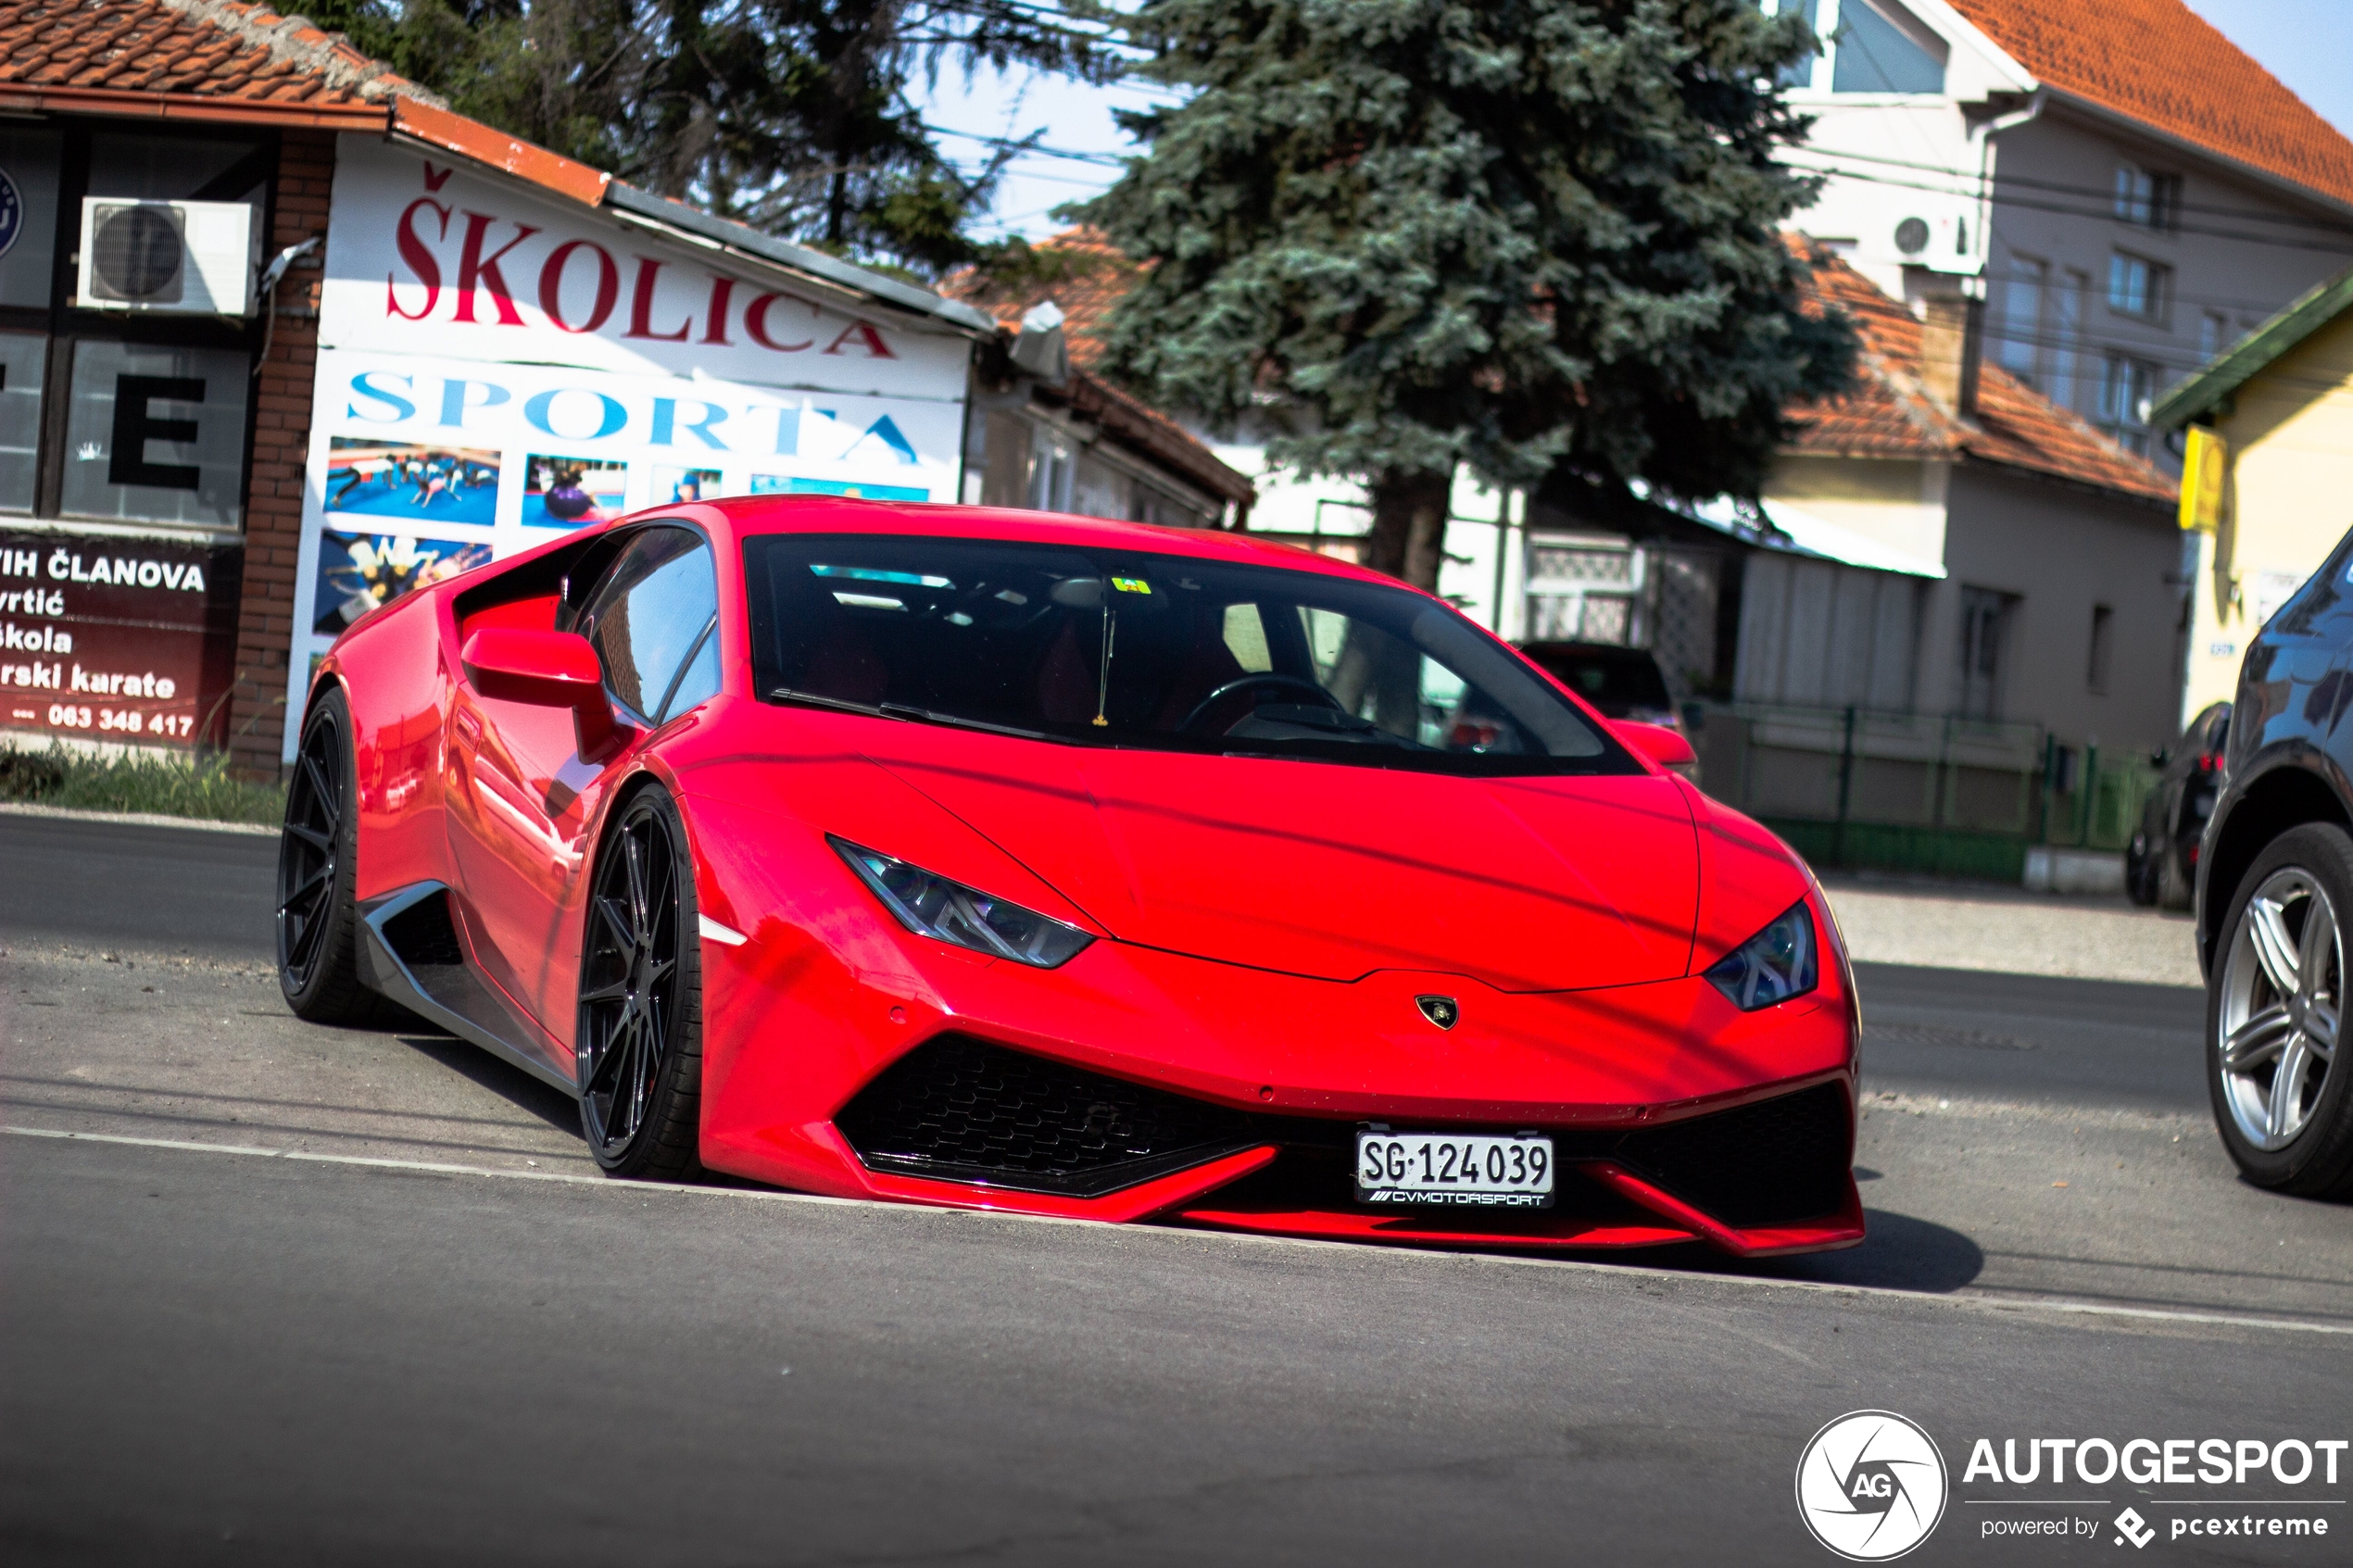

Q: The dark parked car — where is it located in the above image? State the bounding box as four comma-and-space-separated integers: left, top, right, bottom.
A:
2126, 701, 2231, 909
1517, 642, 1682, 732
2197, 545, 2353, 1198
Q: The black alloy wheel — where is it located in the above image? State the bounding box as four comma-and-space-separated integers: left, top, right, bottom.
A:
577, 784, 704, 1179
278, 687, 396, 1023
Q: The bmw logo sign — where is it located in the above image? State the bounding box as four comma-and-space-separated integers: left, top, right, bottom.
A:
0, 165, 20, 260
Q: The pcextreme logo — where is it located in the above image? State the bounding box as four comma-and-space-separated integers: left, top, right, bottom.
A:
1796, 1410, 1950, 1561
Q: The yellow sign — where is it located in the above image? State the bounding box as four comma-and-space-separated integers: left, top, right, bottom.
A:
2179, 425, 2226, 533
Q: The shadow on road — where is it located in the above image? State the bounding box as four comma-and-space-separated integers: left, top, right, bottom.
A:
1655, 1210, 1987, 1295
389, 1030, 583, 1140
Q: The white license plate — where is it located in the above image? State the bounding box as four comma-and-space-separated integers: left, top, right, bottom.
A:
1354, 1130, 1555, 1209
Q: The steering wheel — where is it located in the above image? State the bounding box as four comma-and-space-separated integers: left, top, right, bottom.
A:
1178, 673, 1344, 734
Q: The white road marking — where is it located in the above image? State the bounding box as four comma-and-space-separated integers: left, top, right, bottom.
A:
10, 1123, 2351, 1339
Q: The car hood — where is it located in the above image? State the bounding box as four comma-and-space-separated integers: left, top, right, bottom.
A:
857, 731, 1700, 991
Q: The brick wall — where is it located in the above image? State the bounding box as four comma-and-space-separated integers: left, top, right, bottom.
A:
226, 128, 335, 780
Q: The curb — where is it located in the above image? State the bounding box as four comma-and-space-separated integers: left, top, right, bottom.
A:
0, 800, 279, 836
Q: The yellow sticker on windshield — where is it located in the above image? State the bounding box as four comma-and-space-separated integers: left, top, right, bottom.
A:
1112, 577, 1151, 595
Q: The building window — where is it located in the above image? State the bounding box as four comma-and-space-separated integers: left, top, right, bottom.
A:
1957, 586, 2014, 721
2199, 311, 2229, 363
1831, 0, 1947, 94
2097, 355, 2159, 455
2106, 252, 2167, 320
60, 341, 251, 529
2049, 268, 2087, 411
0, 331, 43, 514
1996, 256, 2046, 385
1759, 0, 1820, 87
2113, 164, 2180, 231
2087, 604, 2113, 695
0, 120, 268, 533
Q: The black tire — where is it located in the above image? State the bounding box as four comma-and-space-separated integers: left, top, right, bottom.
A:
576, 783, 704, 1180
2207, 822, 2353, 1198
277, 687, 401, 1024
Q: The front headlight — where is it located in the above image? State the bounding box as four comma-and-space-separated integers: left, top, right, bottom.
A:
1704, 900, 1818, 1010
830, 836, 1094, 969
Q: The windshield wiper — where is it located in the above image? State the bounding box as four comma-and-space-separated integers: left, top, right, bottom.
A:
767, 686, 1051, 742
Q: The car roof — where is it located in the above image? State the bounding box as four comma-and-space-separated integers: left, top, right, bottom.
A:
636, 495, 1403, 590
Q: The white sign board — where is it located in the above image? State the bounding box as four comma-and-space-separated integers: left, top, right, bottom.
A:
288, 137, 978, 759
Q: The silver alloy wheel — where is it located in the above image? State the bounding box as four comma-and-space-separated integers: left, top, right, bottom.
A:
2218, 867, 2343, 1151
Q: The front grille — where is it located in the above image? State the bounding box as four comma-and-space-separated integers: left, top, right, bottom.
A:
1611, 1082, 1851, 1228
837, 1035, 1849, 1226
835, 1035, 1255, 1197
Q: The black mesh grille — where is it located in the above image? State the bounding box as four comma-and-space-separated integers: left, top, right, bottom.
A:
1610, 1082, 1851, 1228
383, 890, 463, 967
836, 1035, 1254, 1197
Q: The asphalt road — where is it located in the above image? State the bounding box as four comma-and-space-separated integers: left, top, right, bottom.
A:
5, 811, 2350, 1566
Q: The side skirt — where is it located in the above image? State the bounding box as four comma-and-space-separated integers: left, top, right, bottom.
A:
358, 883, 582, 1099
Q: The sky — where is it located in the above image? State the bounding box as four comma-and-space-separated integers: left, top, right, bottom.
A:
912, 0, 2353, 246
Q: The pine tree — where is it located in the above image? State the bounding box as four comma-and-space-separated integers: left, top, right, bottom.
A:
304, 0, 1113, 279
1074, 0, 1856, 588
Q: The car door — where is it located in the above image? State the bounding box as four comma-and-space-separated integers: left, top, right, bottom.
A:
447, 525, 722, 1056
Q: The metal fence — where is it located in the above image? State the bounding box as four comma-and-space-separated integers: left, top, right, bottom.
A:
1690, 701, 2158, 881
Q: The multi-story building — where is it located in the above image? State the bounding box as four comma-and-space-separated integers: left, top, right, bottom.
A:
1768, 0, 2353, 462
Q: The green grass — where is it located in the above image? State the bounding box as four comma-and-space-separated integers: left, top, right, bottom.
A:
0, 745, 285, 826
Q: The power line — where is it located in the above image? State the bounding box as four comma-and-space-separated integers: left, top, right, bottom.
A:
1792, 142, 2353, 234
1788, 159, 2353, 257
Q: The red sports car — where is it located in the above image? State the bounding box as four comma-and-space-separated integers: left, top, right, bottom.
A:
277, 498, 1862, 1256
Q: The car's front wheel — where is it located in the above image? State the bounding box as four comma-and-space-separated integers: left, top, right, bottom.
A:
576, 784, 705, 1180
2209, 822, 2353, 1196
278, 687, 398, 1024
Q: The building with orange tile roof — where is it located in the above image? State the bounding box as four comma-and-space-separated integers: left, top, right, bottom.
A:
0, 0, 1246, 777
1771, 0, 2353, 466
1736, 245, 2182, 760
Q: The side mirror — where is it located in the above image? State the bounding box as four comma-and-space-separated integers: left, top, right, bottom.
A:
461, 628, 620, 759
1611, 719, 1696, 770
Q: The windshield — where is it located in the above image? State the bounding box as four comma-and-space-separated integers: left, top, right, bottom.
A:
743, 533, 1634, 776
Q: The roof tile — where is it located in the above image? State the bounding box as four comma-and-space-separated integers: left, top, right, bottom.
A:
1791, 244, 2174, 503
0, 0, 413, 108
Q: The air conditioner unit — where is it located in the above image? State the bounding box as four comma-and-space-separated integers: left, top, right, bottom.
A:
76, 199, 258, 317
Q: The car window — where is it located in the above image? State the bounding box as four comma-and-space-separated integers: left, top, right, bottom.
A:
656, 623, 723, 721
581, 528, 717, 722
743, 533, 1636, 778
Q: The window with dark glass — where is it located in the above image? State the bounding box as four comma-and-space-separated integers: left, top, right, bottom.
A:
0, 120, 271, 533
744, 533, 1635, 777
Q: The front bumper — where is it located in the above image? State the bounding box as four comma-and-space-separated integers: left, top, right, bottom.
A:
687, 819, 1862, 1257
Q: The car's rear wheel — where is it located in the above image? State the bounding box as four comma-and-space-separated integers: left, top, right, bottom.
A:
577, 784, 704, 1179
278, 687, 398, 1024
2209, 823, 2353, 1196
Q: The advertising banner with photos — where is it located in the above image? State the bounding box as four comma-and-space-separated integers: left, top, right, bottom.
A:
285, 138, 980, 759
